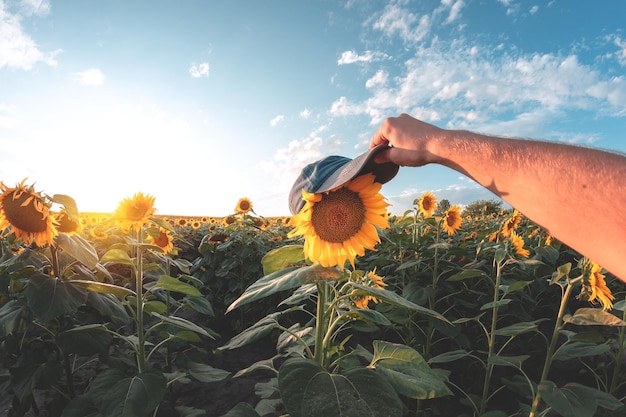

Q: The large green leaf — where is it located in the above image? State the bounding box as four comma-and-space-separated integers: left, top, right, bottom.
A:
348, 283, 448, 323
68, 279, 135, 299
493, 319, 548, 337
151, 313, 215, 339
226, 264, 340, 313
10, 360, 63, 400
217, 311, 285, 351
95, 369, 167, 417
0, 299, 26, 337
553, 341, 610, 361
220, 402, 262, 417
100, 248, 133, 265
538, 381, 597, 417
369, 340, 452, 399
278, 358, 403, 417
57, 324, 112, 355
55, 233, 99, 269
27, 273, 88, 323
262, 245, 306, 275
152, 275, 201, 296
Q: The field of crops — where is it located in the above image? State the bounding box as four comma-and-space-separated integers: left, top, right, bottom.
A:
0, 183, 624, 417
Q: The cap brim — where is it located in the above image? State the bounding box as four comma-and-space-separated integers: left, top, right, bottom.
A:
315, 144, 399, 193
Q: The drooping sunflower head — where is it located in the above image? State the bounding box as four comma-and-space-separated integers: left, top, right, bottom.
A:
441, 205, 462, 235
509, 231, 530, 258
578, 258, 614, 310
0, 179, 58, 247
54, 209, 83, 234
353, 268, 388, 309
501, 210, 522, 237
288, 173, 389, 268
235, 197, 253, 214
113, 192, 156, 232
416, 191, 437, 217
148, 227, 175, 254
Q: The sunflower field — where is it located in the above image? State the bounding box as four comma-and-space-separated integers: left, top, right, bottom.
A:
0, 180, 624, 417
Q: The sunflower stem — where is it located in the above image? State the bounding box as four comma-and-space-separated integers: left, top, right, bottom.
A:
135, 227, 146, 373
529, 280, 574, 417
314, 281, 328, 368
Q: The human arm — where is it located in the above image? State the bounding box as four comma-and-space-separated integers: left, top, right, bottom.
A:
370, 113, 626, 282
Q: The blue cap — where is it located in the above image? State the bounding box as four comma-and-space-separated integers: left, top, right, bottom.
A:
289, 144, 399, 214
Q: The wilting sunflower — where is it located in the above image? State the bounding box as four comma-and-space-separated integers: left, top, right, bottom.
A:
416, 191, 437, 217
148, 227, 174, 254
578, 259, 614, 310
235, 197, 253, 214
509, 231, 529, 258
354, 269, 388, 309
441, 205, 462, 235
54, 210, 82, 234
0, 179, 58, 246
113, 192, 155, 232
288, 173, 389, 268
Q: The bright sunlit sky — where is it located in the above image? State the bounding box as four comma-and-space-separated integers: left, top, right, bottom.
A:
1, 0, 625, 217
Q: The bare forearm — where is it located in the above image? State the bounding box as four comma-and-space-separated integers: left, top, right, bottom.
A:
371, 114, 626, 281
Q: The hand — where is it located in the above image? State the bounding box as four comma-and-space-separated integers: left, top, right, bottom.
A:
369, 113, 445, 167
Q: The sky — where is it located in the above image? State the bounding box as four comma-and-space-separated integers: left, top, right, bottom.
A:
1, 0, 625, 217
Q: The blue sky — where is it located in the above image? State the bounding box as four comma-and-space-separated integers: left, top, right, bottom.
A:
1, 0, 625, 217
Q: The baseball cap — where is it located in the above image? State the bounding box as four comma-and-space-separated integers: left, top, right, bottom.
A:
289, 144, 399, 215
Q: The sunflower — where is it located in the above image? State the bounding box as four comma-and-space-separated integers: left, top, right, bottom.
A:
501, 210, 522, 237
0, 179, 58, 246
235, 197, 253, 214
509, 231, 529, 258
416, 191, 437, 217
54, 210, 82, 234
288, 173, 389, 268
354, 269, 388, 309
223, 215, 236, 225
148, 227, 174, 254
441, 205, 462, 235
578, 259, 614, 310
113, 192, 155, 232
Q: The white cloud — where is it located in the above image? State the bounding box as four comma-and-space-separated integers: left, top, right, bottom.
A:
270, 114, 284, 126
373, 2, 431, 44
337, 50, 389, 65
445, 0, 465, 23
189, 62, 210, 78
529, 5, 539, 14
613, 36, 626, 67
18, 0, 51, 16
0, 2, 59, 70
300, 109, 311, 119
365, 69, 388, 89
0, 103, 18, 128
73, 68, 105, 86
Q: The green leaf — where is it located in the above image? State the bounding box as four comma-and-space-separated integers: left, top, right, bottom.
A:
502, 280, 532, 295
68, 279, 135, 299
217, 311, 284, 351
262, 245, 306, 275
86, 292, 131, 327
95, 369, 167, 417
151, 313, 214, 339
51, 194, 80, 219
346, 309, 392, 326
183, 296, 214, 316
10, 360, 63, 400
219, 402, 262, 417
428, 350, 471, 364
57, 325, 112, 355
480, 298, 512, 310
488, 354, 530, 368
348, 283, 448, 323
27, 273, 88, 323
553, 342, 610, 361
0, 300, 26, 337
370, 340, 452, 399
153, 275, 201, 296
278, 358, 403, 417
538, 381, 597, 417
226, 264, 340, 313
493, 319, 548, 337
446, 269, 488, 281
101, 248, 133, 265
563, 308, 626, 327
174, 406, 208, 417
186, 361, 230, 383
55, 233, 99, 269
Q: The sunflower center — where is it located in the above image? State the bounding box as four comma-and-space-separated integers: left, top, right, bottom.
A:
154, 231, 169, 247
239, 201, 250, 211
2, 191, 48, 233
310, 188, 365, 243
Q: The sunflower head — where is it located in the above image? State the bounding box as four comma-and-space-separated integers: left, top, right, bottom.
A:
353, 268, 388, 309
509, 231, 530, 258
441, 205, 462, 235
148, 227, 175, 254
235, 197, 253, 214
501, 210, 522, 237
288, 173, 389, 268
114, 192, 156, 232
0, 179, 58, 246
416, 191, 437, 217
578, 258, 614, 310
54, 210, 83, 234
